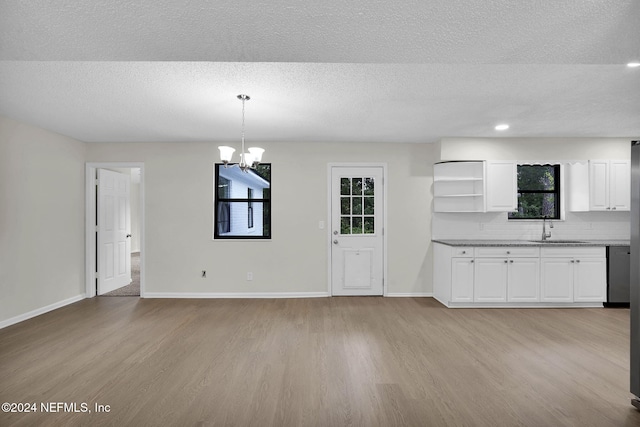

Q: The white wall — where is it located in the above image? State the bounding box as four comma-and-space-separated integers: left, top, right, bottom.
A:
433, 137, 631, 240
0, 116, 86, 326
86, 141, 435, 296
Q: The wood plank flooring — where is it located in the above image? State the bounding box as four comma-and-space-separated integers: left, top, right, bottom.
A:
1, 297, 639, 426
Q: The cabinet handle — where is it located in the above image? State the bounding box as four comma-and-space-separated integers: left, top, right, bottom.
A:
506, 251, 511, 254
576, 259, 580, 263
470, 260, 474, 263
504, 260, 508, 263
461, 251, 466, 254
571, 260, 575, 263
612, 207, 617, 210
606, 207, 611, 210
510, 260, 514, 263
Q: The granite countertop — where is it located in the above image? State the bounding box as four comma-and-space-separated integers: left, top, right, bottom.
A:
432, 239, 630, 247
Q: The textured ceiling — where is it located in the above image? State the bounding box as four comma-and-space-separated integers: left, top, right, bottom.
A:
0, 0, 639, 143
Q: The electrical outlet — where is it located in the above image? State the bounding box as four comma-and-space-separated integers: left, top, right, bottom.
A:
247, 272, 253, 281
202, 270, 206, 278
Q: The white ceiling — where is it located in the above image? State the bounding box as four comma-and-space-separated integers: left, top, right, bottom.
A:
0, 0, 639, 144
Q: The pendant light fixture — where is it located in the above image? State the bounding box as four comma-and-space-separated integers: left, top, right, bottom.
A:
218, 94, 264, 172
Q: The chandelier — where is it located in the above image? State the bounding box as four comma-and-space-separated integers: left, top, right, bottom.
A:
218, 94, 264, 172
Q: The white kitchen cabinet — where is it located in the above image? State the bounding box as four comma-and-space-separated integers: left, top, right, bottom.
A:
507, 258, 540, 302
474, 258, 508, 302
573, 258, 607, 302
589, 160, 630, 211
433, 242, 604, 307
540, 247, 606, 303
433, 161, 516, 213
451, 257, 475, 302
485, 161, 517, 212
473, 247, 540, 303
540, 258, 574, 302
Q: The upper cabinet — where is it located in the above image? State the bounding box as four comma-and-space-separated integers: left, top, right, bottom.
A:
433, 161, 516, 213
485, 161, 517, 212
569, 160, 630, 212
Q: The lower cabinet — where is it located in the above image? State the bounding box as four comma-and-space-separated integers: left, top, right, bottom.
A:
540, 247, 606, 303
433, 243, 606, 307
451, 257, 474, 302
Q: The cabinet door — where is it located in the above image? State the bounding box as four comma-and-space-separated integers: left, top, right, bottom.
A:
451, 258, 474, 302
609, 160, 630, 211
541, 258, 574, 302
486, 161, 517, 212
474, 258, 508, 302
589, 161, 609, 211
508, 258, 540, 302
574, 258, 606, 302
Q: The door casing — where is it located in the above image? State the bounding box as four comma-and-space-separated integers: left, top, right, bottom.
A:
327, 163, 388, 296
85, 162, 145, 298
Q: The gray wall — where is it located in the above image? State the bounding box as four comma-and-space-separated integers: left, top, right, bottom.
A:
86, 141, 435, 296
0, 116, 86, 325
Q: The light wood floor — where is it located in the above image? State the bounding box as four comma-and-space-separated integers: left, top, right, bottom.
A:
1, 297, 639, 426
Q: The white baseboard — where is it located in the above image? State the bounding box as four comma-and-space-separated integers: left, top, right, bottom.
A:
385, 293, 433, 297
144, 292, 331, 299
0, 294, 86, 329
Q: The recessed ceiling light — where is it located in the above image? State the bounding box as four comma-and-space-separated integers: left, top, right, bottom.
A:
628, 62, 640, 68
495, 124, 509, 131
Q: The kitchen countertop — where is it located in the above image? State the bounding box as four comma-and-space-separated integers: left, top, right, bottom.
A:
432, 239, 630, 247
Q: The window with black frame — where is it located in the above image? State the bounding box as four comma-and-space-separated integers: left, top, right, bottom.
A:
214, 163, 271, 239
508, 164, 560, 220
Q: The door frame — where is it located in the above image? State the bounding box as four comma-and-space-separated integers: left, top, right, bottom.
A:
327, 163, 388, 296
85, 162, 145, 298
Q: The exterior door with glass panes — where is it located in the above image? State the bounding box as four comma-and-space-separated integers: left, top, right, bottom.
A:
331, 166, 384, 295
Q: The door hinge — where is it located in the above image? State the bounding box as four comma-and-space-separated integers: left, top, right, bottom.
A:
95, 272, 99, 278
95, 178, 99, 185
95, 225, 99, 232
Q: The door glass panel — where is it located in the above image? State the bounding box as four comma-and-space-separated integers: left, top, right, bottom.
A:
364, 217, 374, 234
341, 197, 350, 215
363, 178, 374, 195
364, 197, 374, 215
352, 217, 362, 234
352, 178, 362, 195
341, 217, 351, 234
352, 197, 362, 215
341, 178, 351, 195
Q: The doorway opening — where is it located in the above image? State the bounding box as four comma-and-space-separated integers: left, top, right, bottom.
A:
85, 163, 145, 298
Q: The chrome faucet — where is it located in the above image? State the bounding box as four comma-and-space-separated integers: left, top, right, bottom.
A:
542, 216, 553, 241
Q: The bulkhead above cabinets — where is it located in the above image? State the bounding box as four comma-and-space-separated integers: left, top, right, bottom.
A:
433, 161, 517, 213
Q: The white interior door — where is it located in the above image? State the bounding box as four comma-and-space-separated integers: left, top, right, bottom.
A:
331, 166, 384, 296
97, 169, 131, 295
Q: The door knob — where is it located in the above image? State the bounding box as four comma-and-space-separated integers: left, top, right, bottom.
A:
333, 240, 338, 245
126, 234, 132, 238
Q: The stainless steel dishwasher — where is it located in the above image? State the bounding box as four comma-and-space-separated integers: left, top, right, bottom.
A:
606, 245, 631, 307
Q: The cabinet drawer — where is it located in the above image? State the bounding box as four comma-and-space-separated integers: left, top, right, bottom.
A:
541, 247, 605, 258
452, 247, 474, 257
475, 247, 540, 258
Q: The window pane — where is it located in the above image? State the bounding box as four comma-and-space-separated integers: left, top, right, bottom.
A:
214, 163, 271, 239
341, 217, 351, 234
352, 217, 363, 234
341, 178, 351, 195
363, 178, 374, 196
341, 197, 350, 215
352, 197, 362, 215
364, 217, 374, 234
509, 193, 557, 219
517, 165, 556, 191
364, 197, 374, 215
216, 201, 269, 236
352, 178, 362, 195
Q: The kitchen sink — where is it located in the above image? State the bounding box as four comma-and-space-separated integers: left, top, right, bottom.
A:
528, 240, 587, 244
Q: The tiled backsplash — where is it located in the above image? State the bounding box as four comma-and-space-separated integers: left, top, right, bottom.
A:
432, 211, 630, 241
